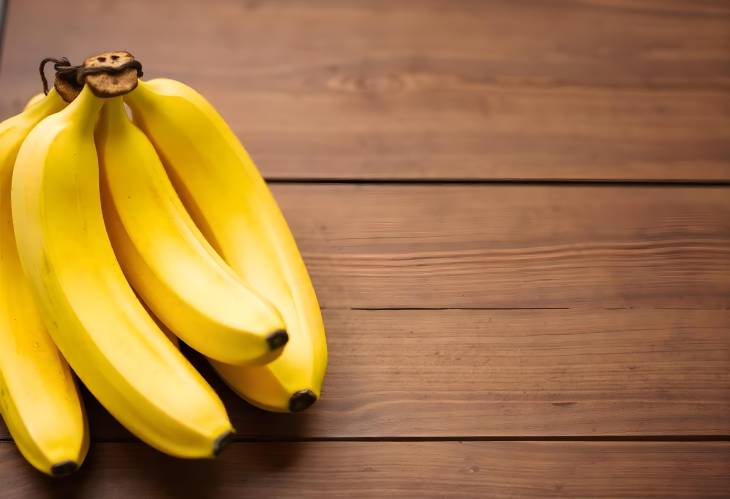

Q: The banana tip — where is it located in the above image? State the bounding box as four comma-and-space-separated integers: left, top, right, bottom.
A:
266, 329, 289, 351
289, 389, 318, 413
50, 460, 78, 477
212, 430, 236, 457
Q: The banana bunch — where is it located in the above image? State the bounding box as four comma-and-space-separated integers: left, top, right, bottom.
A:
0, 52, 327, 476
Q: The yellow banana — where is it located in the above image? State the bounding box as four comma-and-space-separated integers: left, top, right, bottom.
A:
12, 85, 234, 457
23, 93, 47, 110
125, 79, 327, 412
0, 90, 88, 476
144, 298, 181, 348
97, 97, 288, 365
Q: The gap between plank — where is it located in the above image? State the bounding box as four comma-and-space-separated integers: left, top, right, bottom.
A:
336, 306, 730, 311
265, 178, 730, 187
348, 307, 572, 311
0, 435, 727, 444
218, 435, 730, 443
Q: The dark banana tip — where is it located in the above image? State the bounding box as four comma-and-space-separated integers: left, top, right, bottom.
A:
266, 330, 289, 351
289, 389, 317, 413
50, 460, 78, 477
212, 430, 235, 457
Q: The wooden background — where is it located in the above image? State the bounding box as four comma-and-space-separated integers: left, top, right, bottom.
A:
1, 0, 729, 497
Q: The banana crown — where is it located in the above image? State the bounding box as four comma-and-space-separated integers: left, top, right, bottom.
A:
1, 52, 329, 476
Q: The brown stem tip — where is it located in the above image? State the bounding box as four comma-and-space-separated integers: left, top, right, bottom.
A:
38, 51, 143, 102
50, 460, 78, 477
289, 389, 318, 413
266, 330, 289, 351
82, 51, 142, 98
212, 430, 236, 457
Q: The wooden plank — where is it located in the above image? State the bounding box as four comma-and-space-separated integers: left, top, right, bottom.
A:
281, 184, 730, 309
222, 308, 730, 437
1, 441, 728, 498
1, 0, 729, 180
1, 308, 727, 439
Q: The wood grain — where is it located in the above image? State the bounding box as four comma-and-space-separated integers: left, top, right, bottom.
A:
1, 441, 728, 498
0, 184, 728, 439
1, 0, 729, 180
0, 2, 728, 494
278, 184, 730, 309
1, 308, 727, 439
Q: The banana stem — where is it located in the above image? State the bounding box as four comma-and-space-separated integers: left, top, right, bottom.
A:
38, 52, 143, 103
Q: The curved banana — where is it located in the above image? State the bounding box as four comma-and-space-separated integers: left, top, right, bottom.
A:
96, 97, 287, 365
144, 299, 181, 348
12, 86, 234, 457
0, 90, 88, 476
126, 79, 327, 412
23, 93, 47, 110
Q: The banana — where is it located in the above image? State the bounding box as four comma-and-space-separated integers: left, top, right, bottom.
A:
0, 90, 88, 476
125, 79, 327, 412
96, 98, 287, 365
140, 292, 180, 349
23, 93, 46, 110
12, 85, 234, 457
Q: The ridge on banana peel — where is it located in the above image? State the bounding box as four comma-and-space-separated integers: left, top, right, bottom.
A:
96, 97, 288, 365
23, 93, 47, 111
126, 79, 328, 413
0, 90, 88, 476
12, 85, 234, 458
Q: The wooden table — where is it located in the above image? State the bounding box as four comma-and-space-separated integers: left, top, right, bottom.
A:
1, 1, 729, 497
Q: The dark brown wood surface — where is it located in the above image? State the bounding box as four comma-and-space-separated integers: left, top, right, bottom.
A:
1, 0, 729, 497
272, 184, 730, 309
2, 307, 728, 441
2, 442, 729, 498
2, 0, 730, 181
